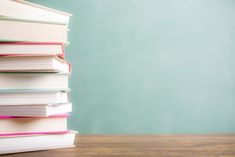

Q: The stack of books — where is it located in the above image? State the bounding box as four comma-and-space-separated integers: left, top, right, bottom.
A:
0, 0, 76, 154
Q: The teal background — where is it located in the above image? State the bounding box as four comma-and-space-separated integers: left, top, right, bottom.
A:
29, 0, 235, 134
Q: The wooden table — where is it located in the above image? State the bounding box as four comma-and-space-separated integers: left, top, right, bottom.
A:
2, 135, 235, 157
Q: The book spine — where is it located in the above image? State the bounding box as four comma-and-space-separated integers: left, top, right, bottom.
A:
0, 42, 65, 59
0, 130, 70, 137
0, 114, 69, 119
0, 42, 64, 45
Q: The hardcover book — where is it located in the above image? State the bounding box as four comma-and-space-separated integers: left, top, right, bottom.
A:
0, 42, 65, 59
0, 73, 69, 90
0, 103, 72, 117
0, 115, 69, 136
0, 131, 76, 155
0, 56, 70, 73
0, 0, 72, 25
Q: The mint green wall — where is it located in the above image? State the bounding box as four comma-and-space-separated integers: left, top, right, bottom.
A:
29, 0, 235, 134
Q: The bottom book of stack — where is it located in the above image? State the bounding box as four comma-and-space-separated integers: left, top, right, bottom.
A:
0, 132, 76, 154
0, 115, 76, 154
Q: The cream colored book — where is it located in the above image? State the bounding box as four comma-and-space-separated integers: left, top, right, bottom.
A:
0, 103, 72, 117
0, 90, 69, 105
0, 131, 76, 155
0, 56, 70, 73
0, 19, 68, 42
0, 0, 72, 25
0, 42, 65, 57
0, 115, 68, 136
0, 73, 69, 90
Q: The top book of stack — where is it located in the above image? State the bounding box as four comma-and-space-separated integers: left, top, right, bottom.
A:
0, 0, 72, 43
0, 0, 72, 25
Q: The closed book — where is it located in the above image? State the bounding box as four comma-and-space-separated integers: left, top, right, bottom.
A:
0, 103, 72, 117
0, 131, 76, 155
0, 56, 70, 73
0, 115, 68, 136
0, 73, 69, 90
0, 42, 65, 59
0, 0, 72, 25
0, 19, 68, 43
0, 90, 69, 105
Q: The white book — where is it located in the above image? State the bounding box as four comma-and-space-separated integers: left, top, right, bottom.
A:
0, 115, 68, 135
0, 19, 68, 43
0, 131, 76, 155
0, 90, 69, 105
0, 73, 69, 90
0, 42, 65, 56
0, 56, 70, 73
0, 0, 72, 25
0, 103, 72, 117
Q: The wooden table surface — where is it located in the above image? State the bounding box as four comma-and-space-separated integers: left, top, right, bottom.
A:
2, 135, 235, 157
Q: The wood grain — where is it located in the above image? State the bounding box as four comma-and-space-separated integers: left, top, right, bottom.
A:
2, 134, 235, 157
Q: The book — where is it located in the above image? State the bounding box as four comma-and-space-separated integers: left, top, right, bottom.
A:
0, 90, 69, 105
0, 115, 68, 136
0, 131, 76, 155
0, 56, 70, 73
0, 42, 65, 58
0, 103, 72, 117
0, 19, 68, 42
0, 73, 69, 90
0, 0, 72, 25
